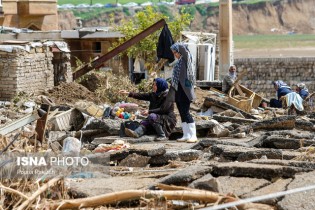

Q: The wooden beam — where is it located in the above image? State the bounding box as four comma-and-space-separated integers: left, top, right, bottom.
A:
0, 112, 39, 136
73, 19, 166, 80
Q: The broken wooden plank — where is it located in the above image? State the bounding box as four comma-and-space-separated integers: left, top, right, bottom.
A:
35, 106, 50, 143
0, 112, 39, 136
203, 97, 257, 119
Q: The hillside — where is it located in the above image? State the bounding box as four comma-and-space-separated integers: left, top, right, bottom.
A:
58, 0, 315, 35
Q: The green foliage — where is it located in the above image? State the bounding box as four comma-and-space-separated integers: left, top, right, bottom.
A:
157, 5, 173, 20
122, 7, 130, 16
181, 5, 197, 17
72, 7, 120, 20
58, 0, 175, 6
112, 6, 192, 71
137, 79, 152, 93
195, 4, 207, 16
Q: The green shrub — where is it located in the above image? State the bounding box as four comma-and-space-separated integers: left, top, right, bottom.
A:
157, 5, 173, 20
123, 7, 130, 16
196, 4, 207, 16
180, 5, 197, 17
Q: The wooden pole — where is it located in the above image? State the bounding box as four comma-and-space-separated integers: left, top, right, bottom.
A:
219, 0, 233, 78
49, 189, 222, 209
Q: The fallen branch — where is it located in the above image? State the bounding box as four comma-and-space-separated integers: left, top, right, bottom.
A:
48, 189, 224, 209
17, 176, 62, 210
0, 184, 29, 200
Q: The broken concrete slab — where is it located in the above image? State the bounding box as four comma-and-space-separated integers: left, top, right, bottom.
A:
249, 159, 315, 170
149, 149, 202, 166
277, 171, 315, 210
109, 149, 129, 162
230, 116, 296, 135
129, 144, 166, 156
178, 149, 202, 161
174, 120, 217, 132
262, 136, 315, 149
266, 130, 315, 139
85, 119, 124, 135
91, 135, 155, 145
246, 135, 268, 147
210, 162, 312, 180
157, 165, 212, 186
119, 153, 150, 167
210, 145, 283, 161
67, 175, 157, 198
188, 174, 221, 192
213, 115, 258, 124
218, 176, 270, 197
242, 178, 292, 205
295, 120, 315, 132
86, 153, 110, 166
191, 138, 249, 150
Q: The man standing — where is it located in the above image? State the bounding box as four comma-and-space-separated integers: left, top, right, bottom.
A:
222, 65, 237, 94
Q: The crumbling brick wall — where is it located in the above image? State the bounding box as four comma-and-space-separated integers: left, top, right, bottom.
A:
234, 57, 315, 99
0, 46, 54, 100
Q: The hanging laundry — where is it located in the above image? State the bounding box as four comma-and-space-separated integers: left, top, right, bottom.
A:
157, 24, 175, 63
133, 56, 145, 73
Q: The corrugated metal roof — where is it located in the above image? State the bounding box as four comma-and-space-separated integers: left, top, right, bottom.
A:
61, 30, 123, 39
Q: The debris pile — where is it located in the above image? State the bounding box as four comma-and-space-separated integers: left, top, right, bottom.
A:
1, 80, 315, 209
48, 82, 101, 105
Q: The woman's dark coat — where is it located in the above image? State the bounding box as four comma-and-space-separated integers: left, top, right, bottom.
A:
129, 90, 176, 137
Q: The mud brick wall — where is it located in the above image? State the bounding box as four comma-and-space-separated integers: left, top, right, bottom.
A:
234, 57, 315, 99
0, 47, 54, 100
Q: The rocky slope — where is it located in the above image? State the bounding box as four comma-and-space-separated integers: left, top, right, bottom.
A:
58, 0, 315, 35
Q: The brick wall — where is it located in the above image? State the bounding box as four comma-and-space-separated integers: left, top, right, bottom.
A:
234, 57, 315, 99
0, 46, 54, 100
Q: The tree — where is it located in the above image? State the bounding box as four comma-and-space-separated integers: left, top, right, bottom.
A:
111, 6, 192, 71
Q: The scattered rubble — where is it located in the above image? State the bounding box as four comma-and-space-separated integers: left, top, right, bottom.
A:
1, 77, 315, 209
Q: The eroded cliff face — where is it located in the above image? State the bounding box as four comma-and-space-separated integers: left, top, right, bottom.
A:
59, 0, 315, 35
232, 0, 315, 35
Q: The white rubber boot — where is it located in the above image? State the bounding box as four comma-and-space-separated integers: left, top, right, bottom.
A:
186, 122, 198, 143
177, 122, 190, 142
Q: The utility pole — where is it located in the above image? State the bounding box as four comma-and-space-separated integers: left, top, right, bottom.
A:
219, 0, 233, 78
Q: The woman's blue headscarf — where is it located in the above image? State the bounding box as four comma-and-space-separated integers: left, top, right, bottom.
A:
273, 80, 291, 89
154, 78, 168, 96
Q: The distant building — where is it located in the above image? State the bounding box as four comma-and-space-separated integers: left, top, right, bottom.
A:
61, 27, 127, 74
0, 0, 58, 31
